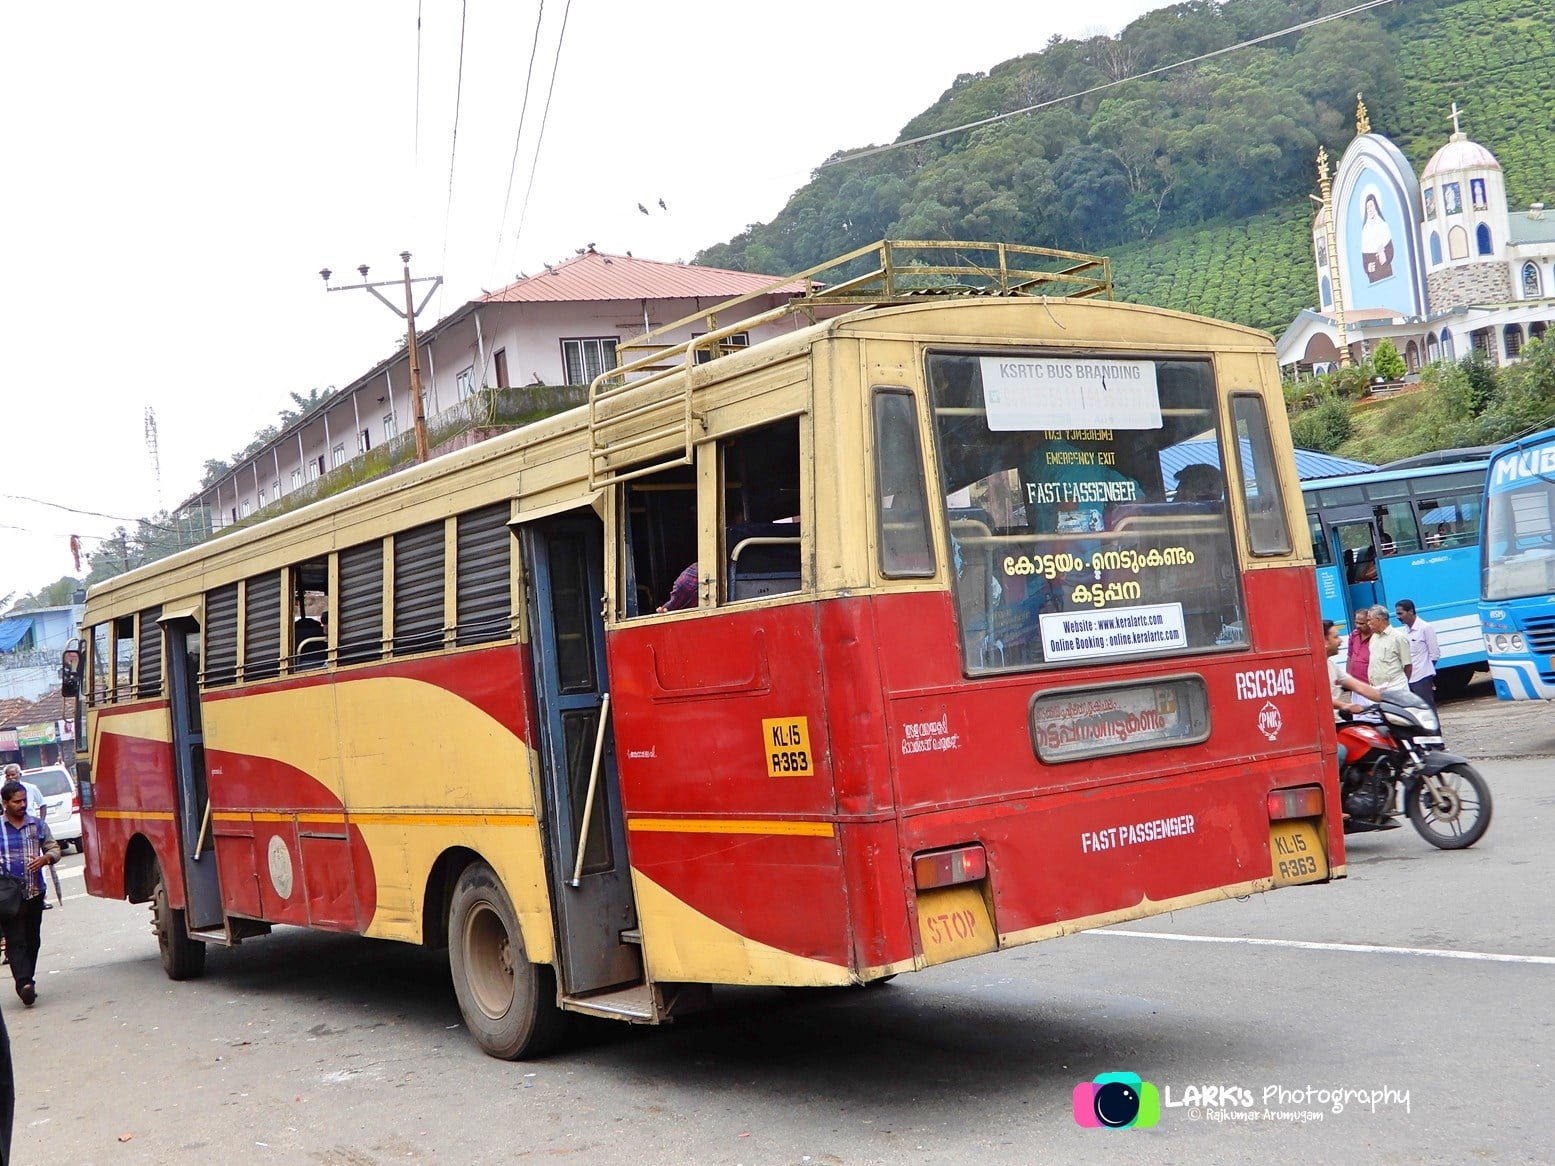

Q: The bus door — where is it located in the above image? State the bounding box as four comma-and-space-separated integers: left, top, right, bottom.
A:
1330, 511, 1385, 626
520, 514, 642, 996
162, 618, 223, 931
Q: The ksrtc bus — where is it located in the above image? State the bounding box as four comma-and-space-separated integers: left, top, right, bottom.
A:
1480, 426, 1555, 700
76, 241, 1343, 1060
1302, 454, 1490, 696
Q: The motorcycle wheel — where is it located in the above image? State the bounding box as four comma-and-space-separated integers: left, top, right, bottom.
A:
1406, 763, 1492, 850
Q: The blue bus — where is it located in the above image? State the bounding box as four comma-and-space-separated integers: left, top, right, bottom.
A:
1303, 451, 1491, 697
1480, 427, 1555, 700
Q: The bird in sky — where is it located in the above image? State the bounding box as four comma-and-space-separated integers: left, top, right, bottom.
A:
658, 197, 667, 211
637, 202, 649, 215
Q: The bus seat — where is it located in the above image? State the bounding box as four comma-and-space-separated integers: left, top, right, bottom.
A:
728, 522, 801, 600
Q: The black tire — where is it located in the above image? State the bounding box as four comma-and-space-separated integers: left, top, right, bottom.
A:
1406, 764, 1492, 850
448, 861, 568, 1060
152, 875, 207, 981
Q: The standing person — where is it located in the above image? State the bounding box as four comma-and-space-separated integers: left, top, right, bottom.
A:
0, 769, 40, 825
0, 780, 61, 1007
1365, 604, 1413, 695
1346, 615, 1373, 687
1395, 599, 1442, 710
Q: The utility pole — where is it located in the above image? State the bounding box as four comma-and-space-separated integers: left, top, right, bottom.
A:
321, 253, 442, 463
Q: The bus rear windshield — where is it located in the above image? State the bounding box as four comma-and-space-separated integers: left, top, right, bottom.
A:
927, 353, 1247, 674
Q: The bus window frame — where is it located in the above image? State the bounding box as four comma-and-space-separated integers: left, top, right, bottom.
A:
870, 386, 936, 580
1229, 392, 1293, 557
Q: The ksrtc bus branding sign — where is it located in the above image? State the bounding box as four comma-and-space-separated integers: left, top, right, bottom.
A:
980, 357, 1163, 431
1489, 444, 1555, 491
762, 717, 813, 776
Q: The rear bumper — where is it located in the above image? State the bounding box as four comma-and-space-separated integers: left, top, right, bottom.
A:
896, 754, 1342, 961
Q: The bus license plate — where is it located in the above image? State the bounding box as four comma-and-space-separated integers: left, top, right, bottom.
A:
1269, 820, 1328, 886
915, 885, 997, 965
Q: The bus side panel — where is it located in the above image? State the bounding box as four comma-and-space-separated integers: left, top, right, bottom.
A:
1377, 545, 1484, 669
85, 702, 180, 904
1314, 564, 1348, 627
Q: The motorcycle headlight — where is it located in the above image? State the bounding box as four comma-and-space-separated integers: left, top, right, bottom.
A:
1418, 707, 1441, 732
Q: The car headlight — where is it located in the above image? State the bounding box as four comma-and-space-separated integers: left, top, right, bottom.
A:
1512, 633, 1527, 653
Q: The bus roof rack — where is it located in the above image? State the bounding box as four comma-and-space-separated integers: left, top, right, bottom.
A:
589, 239, 1112, 489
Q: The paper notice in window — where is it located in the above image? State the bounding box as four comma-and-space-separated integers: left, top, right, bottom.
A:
1039, 603, 1187, 662
980, 357, 1162, 431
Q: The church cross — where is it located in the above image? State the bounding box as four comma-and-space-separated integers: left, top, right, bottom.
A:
1450, 101, 1462, 135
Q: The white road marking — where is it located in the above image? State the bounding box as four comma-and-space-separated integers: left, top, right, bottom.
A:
1090, 928, 1555, 965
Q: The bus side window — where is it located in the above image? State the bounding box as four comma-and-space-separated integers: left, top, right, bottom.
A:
621, 462, 697, 617
203, 583, 240, 687
245, 570, 283, 682
454, 504, 513, 646
722, 417, 804, 602
112, 615, 135, 700
1230, 394, 1293, 555
337, 541, 386, 665
873, 389, 934, 577
290, 556, 330, 669
89, 622, 110, 705
1306, 512, 1331, 566
137, 606, 163, 698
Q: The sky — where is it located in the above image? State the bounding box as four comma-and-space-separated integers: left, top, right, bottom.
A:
0, 0, 1168, 605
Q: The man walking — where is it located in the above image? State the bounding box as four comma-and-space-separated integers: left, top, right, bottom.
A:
0, 780, 61, 1007
1365, 604, 1412, 695
1395, 599, 1442, 710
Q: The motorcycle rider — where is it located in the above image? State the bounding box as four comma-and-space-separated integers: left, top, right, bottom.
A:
1325, 619, 1382, 720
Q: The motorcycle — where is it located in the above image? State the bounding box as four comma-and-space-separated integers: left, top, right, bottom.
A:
1335, 690, 1492, 850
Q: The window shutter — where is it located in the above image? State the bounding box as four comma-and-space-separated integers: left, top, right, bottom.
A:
392, 522, 446, 655
244, 571, 282, 681
203, 584, 240, 687
456, 504, 512, 646
137, 606, 163, 697
337, 542, 385, 665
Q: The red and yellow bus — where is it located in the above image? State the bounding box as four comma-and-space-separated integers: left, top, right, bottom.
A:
77, 241, 1343, 1059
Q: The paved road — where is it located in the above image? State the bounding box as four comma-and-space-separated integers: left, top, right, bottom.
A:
8, 747, 1550, 1165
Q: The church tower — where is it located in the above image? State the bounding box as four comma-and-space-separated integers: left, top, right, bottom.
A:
1420, 103, 1511, 308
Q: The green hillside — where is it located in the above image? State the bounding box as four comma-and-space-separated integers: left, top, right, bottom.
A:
697, 0, 1555, 333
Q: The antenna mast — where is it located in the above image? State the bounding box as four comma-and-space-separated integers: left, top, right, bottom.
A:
144, 405, 163, 511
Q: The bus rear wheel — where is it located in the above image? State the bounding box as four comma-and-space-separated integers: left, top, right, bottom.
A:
151, 873, 206, 981
448, 861, 567, 1060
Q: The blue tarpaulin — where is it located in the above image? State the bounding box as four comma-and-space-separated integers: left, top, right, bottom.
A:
0, 619, 31, 652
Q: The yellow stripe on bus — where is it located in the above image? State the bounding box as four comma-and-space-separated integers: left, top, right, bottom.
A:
628, 818, 836, 838
211, 810, 535, 828
94, 810, 175, 821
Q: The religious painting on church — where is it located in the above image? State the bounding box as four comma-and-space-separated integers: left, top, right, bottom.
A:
1423, 187, 1437, 217
1316, 236, 1329, 272
1443, 182, 1462, 215
1471, 178, 1488, 210
1356, 188, 1395, 283
1333, 137, 1427, 318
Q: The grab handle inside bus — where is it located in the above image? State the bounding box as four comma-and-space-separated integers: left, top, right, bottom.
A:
569, 693, 612, 888
192, 799, 213, 861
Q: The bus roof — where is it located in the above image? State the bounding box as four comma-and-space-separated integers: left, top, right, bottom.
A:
1300, 454, 1491, 495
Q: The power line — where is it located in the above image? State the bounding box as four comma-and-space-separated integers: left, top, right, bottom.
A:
492, 0, 547, 277
510, 0, 573, 258
822, 0, 1399, 169
438, 0, 470, 287
0, 493, 181, 532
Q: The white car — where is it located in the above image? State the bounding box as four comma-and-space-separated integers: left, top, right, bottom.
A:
23, 765, 81, 851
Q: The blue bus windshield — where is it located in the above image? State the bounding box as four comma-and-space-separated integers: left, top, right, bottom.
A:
1483, 436, 1555, 602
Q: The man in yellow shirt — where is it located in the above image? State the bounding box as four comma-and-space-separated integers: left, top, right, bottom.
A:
1364, 604, 1412, 694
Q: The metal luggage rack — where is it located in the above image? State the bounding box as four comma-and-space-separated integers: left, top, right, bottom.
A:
586, 239, 1112, 490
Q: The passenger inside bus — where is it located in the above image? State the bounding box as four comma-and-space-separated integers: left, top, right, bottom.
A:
1173, 462, 1225, 503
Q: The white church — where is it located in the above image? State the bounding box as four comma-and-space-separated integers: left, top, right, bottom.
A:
1277, 101, 1555, 376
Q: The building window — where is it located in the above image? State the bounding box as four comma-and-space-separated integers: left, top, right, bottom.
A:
241, 499, 252, 518
1523, 262, 1542, 298
692, 331, 751, 365
456, 365, 476, 400
1476, 223, 1493, 255
1429, 232, 1442, 265
1442, 330, 1456, 359
1533, 321, 1549, 342
359, 429, 371, 453
561, 337, 618, 385
383, 413, 397, 440
1320, 275, 1332, 307
1505, 324, 1524, 359
1471, 329, 1494, 359
291, 469, 302, 490
258, 488, 267, 507
1405, 340, 1420, 371
332, 443, 347, 468
1443, 182, 1462, 215
272, 480, 280, 500
493, 348, 509, 388
1427, 334, 1440, 362
306, 461, 319, 483
1448, 226, 1469, 260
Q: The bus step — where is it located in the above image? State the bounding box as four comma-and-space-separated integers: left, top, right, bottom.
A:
620, 928, 643, 945
563, 983, 657, 1022
187, 927, 236, 948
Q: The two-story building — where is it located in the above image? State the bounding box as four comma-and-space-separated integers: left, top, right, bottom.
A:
0, 603, 83, 702
183, 249, 806, 527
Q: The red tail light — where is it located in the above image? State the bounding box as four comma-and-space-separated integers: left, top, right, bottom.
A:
1267, 786, 1324, 821
912, 844, 988, 890
70, 794, 80, 813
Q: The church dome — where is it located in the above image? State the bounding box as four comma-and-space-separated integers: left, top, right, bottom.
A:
1423, 133, 1501, 179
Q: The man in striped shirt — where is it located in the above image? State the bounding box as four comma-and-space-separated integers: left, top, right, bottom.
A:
0, 780, 61, 1007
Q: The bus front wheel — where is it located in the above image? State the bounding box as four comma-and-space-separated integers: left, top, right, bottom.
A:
447, 861, 567, 1060
151, 873, 206, 981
